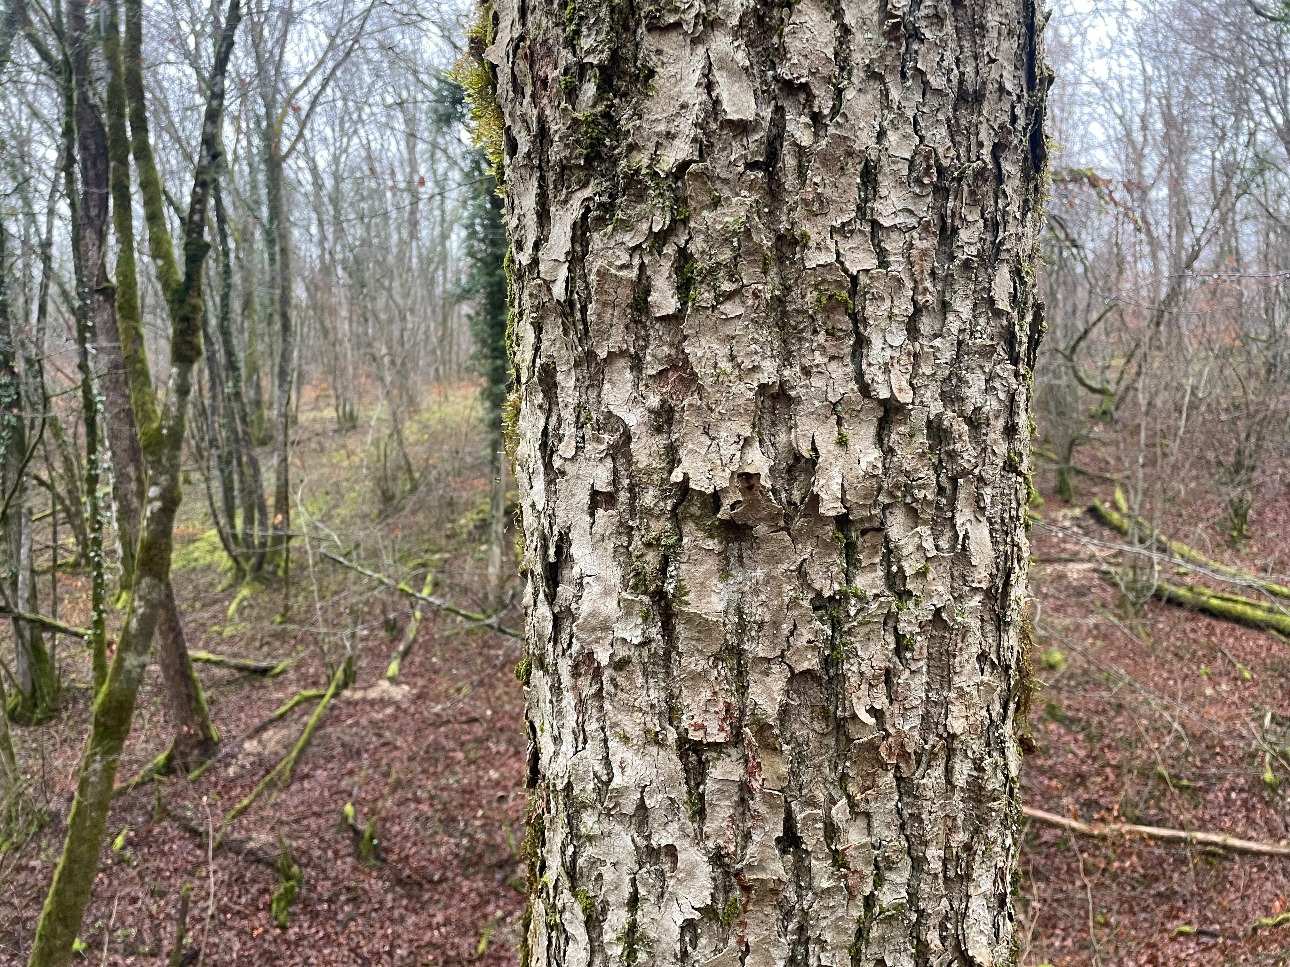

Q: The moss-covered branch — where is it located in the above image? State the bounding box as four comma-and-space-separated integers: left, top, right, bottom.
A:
322, 550, 521, 638
216, 665, 346, 841
0, 606, 90, 640
186, 688, 325, 782
1096, 565, 1290, 636
1152, 581, 1290, 637
1090, 499, 1290, 601
386, 571, 435, 680
188, 650, 292, 676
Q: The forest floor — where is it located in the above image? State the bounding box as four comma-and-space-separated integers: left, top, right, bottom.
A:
1022, 457, 1290, 966
1, 384, 528, 966
3, 390, 1290, 965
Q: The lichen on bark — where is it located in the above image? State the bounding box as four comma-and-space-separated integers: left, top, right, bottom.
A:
493, 0, 1049, 965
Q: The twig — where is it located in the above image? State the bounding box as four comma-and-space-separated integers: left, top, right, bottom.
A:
322, 550, 522, 638
167, 883, 191, 967
427, 640, 518, 720
1037, 618, 1193, 749
1076, 849, 1101, 967
100, 891, 119, 967
198, 804, 215, 967
1023, 805, 1290, 857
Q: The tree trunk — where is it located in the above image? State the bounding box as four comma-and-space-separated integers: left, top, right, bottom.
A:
493, 1, 1048, 965
0, 220, 55, 723
27, 4, 239, 961
96, 0, 218, 768
487, 447, 507, 608
263, 131, 294, 570
241, 135, 270, 446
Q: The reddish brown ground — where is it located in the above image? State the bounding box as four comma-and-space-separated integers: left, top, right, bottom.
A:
1021, 458, 1290, 966
1, 389, 528, 966
4, 393, 1290, 965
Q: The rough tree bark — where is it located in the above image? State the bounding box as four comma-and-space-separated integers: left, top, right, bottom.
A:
493, 0, 1048, 965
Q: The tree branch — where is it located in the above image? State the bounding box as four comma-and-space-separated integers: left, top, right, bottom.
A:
321, 550, 521, 638
1024, 805, 1290, 858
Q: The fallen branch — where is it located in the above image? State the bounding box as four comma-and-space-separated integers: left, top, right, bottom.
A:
186, 688, 326, 782
1094, 565, 1290, 637
112, 744, 173, 799
1153, 580, 1290, 637
1090, 500, 1290, 601
1023, 805, 1290, 857
387, 571, 435, 680
217, 667, 347, 843
322, 551, 521, 638
0, 606, 90, 639
189, 650, 292, 676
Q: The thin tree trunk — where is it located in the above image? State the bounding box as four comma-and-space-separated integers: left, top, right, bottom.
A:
213, 173, 268, 567
58, 22, 110, 695
494, 2, 1048, 965
0, 220, 55, 722
487, 447, 506, 608
263, 131, 293, 570
28, 5, 239, 961
99, 0, 216, 767
241, 130, 269, 446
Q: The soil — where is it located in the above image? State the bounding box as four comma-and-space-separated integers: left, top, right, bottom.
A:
1021, 458, 1290, 965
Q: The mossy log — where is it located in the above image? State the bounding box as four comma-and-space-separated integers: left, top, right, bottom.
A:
1096, 563, 1290, 636
1153, 581, 1290, 637
188, 650, 291, 676
1090, 500, 1290, 600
